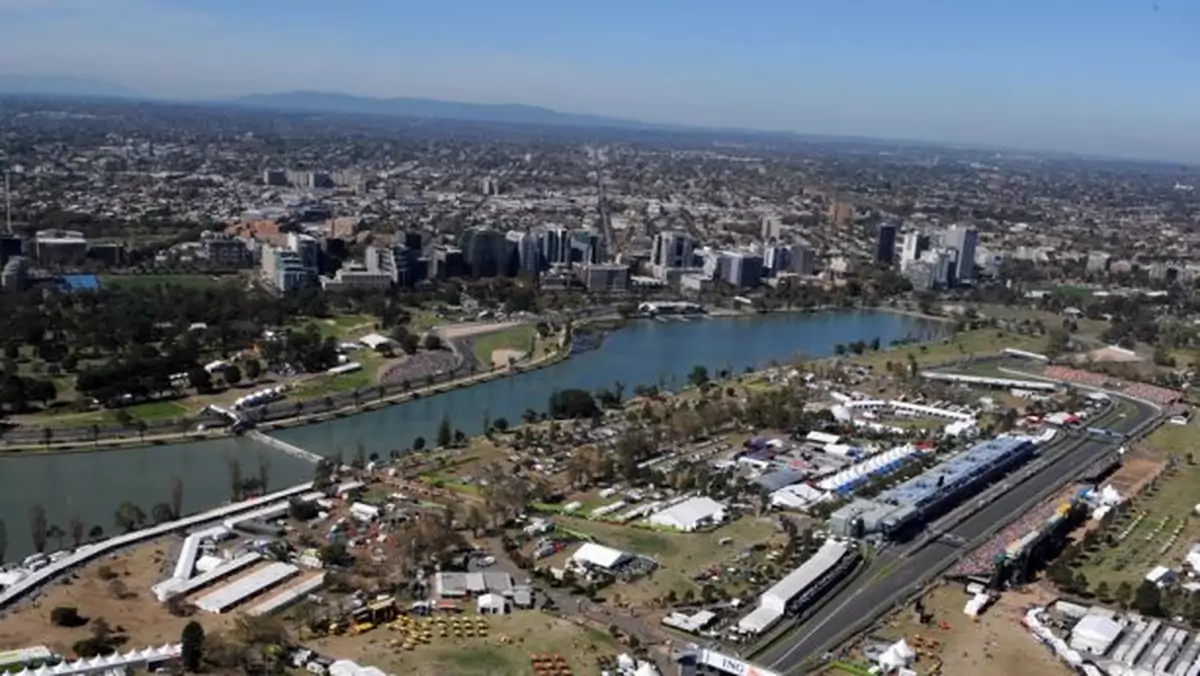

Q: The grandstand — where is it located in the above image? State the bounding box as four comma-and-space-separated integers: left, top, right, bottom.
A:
829, 435, 1037, 538
950, 488, 1088, 587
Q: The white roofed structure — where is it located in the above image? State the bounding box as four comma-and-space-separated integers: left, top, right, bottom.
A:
194, 563, 299, 614
646, 496, 727, 532
737, 539, 853, 635
570, 543, 631, 570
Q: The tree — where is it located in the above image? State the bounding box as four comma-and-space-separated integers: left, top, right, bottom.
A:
466, 505, 487, 536
423, 334, 443, 351
257, 454, 270, 493
180, 620, 205, 672
1134, 580, 1163, 616
88, 525, 104, 541
1115, 581, 1133, 609
227, 458, 243, 502
29, 503, 47, 554
688, 365, 710, 388
1046, 328, 1070, 357
188, 367, 213, 394
243, 359, 262, 383
223, 364, 242, 387
50, 606, 84, 627
45, 524, 65, 550
151, 503, 175, 525
493, 417, 509, 432
412, 436, 427, 451
69, 513, 84, 548
114, 502, 146, 533
437, 415, 452, 447
547, 388, 599, 419
170, 475, 184, 519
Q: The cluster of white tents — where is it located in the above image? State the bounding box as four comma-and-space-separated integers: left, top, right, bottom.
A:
9, 644, 180, 676
233, 385, 286, 411
816, 445, 920, 495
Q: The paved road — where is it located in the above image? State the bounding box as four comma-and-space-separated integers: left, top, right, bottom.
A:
760, 395, 1159, 673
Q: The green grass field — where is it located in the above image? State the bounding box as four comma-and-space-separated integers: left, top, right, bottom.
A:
287, 349, 386, 400
30, 398, 192, 428
1075, 462, 1200, 593
100, 274, 234, 290
1142, 418, 1200, 459
849, 328, 1043, 371
471, 325, 537, 364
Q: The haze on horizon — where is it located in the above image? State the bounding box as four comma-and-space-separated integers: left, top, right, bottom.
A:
1, 0, 1197, 163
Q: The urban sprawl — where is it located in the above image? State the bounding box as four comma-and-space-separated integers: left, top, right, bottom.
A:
0, 96, 1198, 676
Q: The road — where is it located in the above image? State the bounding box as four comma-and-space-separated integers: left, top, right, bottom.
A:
760, 395, 1160, 673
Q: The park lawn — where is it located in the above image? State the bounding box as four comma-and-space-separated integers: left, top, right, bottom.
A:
287, 350, 389, 400
1074, 461, 1200, 593
406, 307, 446, 333
1144, 418, 1200, 459
849, 328, 1043, 371
100, 274, 233, 290
470, 325, 537, 363
557, 514, 781, 604
977, 302, 1110, 342
308, 611, 616, 676
25, 397, 192, 428
292, 314, 377, 341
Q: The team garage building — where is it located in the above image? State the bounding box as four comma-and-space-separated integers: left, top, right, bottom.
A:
733, 539, 859, 638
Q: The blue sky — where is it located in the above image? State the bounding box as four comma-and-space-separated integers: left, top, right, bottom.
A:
1, 0, 1197, 161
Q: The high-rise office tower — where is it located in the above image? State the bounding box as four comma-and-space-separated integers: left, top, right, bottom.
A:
875, 223, 897, 265
944, 224, 979, 284
651, 230, 696, 271
900, 231, 930, 272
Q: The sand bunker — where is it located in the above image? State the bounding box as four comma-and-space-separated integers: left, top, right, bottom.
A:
491, 348, 527, 369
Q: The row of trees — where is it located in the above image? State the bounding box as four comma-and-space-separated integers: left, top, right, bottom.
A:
0, 475, 187, 561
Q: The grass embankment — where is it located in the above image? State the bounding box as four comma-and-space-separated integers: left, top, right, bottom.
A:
848, 328, 1044, 371
470, 325, 538, 364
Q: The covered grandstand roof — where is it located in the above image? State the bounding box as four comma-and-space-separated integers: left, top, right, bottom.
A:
880, 436, 1033, 508
816, 445, 919, 494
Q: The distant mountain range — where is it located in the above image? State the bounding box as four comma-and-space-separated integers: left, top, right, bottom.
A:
228, 91, 660, 129
0, 74, 143, 99
0, 75, 663, 129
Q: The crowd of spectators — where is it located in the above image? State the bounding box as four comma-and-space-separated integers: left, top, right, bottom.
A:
948, 493, 1068, 578
379, 351, 460, 386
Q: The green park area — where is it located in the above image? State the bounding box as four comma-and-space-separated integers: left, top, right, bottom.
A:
548, 514, 781, 605
470, 324, 538, 364
1069, 461, 1200, 597
848, 328, 1044, 371
1058, 419, 1200, 603
99, 274, 236, 290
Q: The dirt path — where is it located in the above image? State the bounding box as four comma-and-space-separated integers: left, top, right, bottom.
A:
436, 320, 525, 341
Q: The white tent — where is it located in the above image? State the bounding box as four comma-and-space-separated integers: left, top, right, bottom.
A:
647, 497, 726, 531
878, 639, 916, 671
477, 592, 508, 615
570, 543, 631, 570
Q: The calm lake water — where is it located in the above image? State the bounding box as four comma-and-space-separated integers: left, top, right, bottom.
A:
0, 309, 942, 559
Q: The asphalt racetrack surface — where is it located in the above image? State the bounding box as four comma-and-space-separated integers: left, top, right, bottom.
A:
761, 395, 1159, 673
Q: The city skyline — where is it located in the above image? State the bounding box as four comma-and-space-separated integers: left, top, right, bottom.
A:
0, 0, 1197, 163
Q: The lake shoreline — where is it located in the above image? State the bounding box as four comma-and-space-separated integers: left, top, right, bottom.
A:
0, 305, 945, 456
